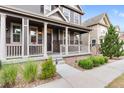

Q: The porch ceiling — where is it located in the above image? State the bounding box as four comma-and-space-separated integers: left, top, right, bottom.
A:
6, 16, 22, 23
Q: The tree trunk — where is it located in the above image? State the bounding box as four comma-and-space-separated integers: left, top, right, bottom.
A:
110, 56, 112, 59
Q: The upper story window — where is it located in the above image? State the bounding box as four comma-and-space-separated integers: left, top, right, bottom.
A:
70, 10, 74, 23
44, 5, 51, 14
74, 12, 80, 24
63, 8, 70, 21
102, 30, 106, 35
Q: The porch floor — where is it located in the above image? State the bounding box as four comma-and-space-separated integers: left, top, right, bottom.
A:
3, 52, 90, 64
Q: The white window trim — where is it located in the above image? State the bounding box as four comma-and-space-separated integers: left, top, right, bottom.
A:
29, 26, 38, 45
10, 23, 22, 44
63, 8, 70, 21
44, 5, 51, 15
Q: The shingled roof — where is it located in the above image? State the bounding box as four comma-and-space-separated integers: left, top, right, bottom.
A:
82, 13, 110, 27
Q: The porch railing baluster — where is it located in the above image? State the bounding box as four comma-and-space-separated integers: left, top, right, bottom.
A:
29, 44, 43, 56
6, 44, 22, 58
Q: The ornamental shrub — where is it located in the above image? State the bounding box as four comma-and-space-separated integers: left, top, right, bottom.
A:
0, 65, 17, 87
41, 57, 56, 79
104, 56, 108, 63
23, 61, 38, 83
78, 58, 93, 69
90, 56, 101, 67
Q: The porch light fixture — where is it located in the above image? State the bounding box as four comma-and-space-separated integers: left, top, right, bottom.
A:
38, 31, 42, 35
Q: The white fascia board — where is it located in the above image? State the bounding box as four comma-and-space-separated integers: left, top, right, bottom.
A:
46, 8, 69, 22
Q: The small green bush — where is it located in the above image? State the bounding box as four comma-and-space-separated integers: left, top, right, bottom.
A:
23, 61, 38, 83
104, 56, 108, 63
121, 52, 124, 56
78, 58, 93, 69
90, 56, 101, 67
98, 56, 105, 65
0, 65, 17, 87
41, 57, 56, 79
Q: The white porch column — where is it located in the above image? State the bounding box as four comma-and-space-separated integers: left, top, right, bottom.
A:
27, 19, 29, 56
88, 32, 91, 53
65, 27, 68, 55
0, 13, 6, 61
22, 18, 24, 57
22, 18, 29, 57
43, 22, 48, 58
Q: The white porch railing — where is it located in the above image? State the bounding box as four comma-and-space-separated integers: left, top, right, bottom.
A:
29, 44, 43, 56
60, 44, 88, 54
68, 44, 79, 53
60, 44, 66, 55
6, 44, 22, 58
80, 45, 88, 53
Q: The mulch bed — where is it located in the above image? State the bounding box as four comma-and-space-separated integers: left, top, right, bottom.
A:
0, 62, 61, 88
65, 55, 124, 72
0, 73, 61, 88
14, 73, 61, 88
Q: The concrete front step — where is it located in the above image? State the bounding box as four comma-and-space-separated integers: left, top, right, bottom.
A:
52, 55, 65, 65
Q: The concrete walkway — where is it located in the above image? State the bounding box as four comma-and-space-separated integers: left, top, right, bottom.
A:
37, 59, 124, 88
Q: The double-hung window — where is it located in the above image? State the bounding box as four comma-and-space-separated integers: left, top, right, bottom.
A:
92, 39, 96, 46
29, 26, 42, 44
70, 11, 74, 23
11, 23, 22, 43
30, 27, 37, 44
63, 8, 70, 21
44, 5, 51, 14
74, 12, 80, 24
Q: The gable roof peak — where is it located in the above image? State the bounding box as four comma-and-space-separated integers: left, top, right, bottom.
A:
82, 13, 110, 27
46, 7, 68, 22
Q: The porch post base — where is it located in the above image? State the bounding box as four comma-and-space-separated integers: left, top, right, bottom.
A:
43, 54, 48, 59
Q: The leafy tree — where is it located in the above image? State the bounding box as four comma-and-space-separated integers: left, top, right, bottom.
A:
101, 24, 124, 59
114, 35, 124, 58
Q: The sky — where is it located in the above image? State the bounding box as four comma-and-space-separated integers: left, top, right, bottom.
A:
80, 5, 124, 32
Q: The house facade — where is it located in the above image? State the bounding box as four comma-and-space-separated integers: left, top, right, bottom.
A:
82, 13, 111, 54
0, 5, 91, 62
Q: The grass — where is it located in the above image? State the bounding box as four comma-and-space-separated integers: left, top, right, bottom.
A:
106, 73, 124, 88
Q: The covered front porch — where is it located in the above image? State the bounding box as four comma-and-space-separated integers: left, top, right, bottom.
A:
0, 13, 91, 61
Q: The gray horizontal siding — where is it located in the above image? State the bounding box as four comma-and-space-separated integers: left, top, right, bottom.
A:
11, 5, 42, 15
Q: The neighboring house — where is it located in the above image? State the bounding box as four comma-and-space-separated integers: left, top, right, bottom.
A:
119, 32, 124, 41
82, 13, 111, 54
0, 5, 91, 62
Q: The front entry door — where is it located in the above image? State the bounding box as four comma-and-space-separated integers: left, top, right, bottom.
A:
53, 29, 60, 52
47, 32, 52, 52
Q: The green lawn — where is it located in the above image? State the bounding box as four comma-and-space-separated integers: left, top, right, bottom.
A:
106, 73, 124, 88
